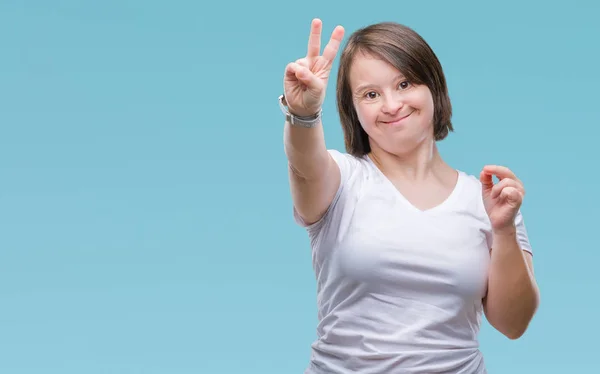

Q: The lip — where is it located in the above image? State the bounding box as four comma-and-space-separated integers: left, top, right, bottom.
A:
382, 111, 414, 126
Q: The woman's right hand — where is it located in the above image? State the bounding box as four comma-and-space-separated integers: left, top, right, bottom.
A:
283, 19, 345, 118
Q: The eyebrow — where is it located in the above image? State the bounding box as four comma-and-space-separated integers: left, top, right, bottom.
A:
354, 74, 407, 93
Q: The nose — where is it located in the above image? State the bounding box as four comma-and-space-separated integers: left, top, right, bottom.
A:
381, 93, 403, 115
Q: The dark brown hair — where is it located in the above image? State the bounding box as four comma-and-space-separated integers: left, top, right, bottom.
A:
336, 22, 453, 157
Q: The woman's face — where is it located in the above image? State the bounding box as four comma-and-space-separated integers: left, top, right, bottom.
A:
349, 52, 436, 156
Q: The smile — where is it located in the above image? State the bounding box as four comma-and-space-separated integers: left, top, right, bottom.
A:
382, 111, 414, 126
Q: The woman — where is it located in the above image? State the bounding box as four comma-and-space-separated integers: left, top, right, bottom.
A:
280, 19, 540, 374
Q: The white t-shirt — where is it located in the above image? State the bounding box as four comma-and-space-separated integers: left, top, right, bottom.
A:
294, 149, 532, 374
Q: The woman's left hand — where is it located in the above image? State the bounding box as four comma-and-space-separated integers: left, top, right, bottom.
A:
480, 165, 526, 235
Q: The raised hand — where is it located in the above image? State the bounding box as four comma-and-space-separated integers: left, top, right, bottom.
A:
283, 19, 345, 118
480, 165, 526, 235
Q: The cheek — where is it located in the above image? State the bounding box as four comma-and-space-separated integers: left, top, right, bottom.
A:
419, 91, 435, 118
426, 96, 435, 117
354, 103, 377, 127
353, 103, 366, 125
408, 92, 435, 125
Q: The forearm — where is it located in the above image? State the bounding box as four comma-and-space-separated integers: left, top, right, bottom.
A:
283, 120, 330, 180
484, 227, 540, 339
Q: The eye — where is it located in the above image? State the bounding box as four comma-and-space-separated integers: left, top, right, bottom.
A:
399, 80, 411, 90
365, 91, 379, 99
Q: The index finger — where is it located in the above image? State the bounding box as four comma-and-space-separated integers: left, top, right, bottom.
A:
322, 25, 345, 62
307, 18, 322, 59
482, 165, 519, 181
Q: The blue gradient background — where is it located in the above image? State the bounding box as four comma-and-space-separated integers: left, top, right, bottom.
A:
1, 1, 597, 373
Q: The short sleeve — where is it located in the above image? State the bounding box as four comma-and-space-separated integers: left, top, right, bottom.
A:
514, 210, 533, 255
292, 149, 359, 232
484, 209, 533, 255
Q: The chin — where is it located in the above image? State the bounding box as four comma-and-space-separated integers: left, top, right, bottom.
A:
378, 131, 433, 154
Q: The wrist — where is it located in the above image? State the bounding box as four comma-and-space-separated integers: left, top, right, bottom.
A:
281, 94, 321, 117
289, 108, 322, 118
279, 95, 322, 128
492, 224, 517, 239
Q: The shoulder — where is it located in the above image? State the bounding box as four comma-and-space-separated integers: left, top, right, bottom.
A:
452, 170, 486, 210
327, 149, 368, 172
458, 170, 484, 191
325, 149, 374, 187
294, 149, 371, 234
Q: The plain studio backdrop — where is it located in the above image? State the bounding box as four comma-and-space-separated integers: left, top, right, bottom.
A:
1, 1, 597, 373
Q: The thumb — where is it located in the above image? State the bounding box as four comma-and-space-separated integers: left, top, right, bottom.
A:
480, 170, 494, 191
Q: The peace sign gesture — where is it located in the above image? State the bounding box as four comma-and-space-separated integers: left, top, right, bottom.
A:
283, 19, 345, 118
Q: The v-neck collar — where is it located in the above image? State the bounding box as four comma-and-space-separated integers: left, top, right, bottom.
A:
364, 154, 464, 214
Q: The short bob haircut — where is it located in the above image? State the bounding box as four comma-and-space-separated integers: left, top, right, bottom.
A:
336, 22, 453, 157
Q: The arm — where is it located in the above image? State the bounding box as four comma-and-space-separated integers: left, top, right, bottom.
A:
284, 117, 340, 225
479, 165, 540, 339
282, 19, 345, 225
483, 227, 540, 339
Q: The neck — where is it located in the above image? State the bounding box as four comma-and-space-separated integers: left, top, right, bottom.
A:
367, 139, 450, 182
